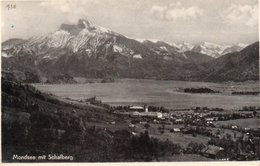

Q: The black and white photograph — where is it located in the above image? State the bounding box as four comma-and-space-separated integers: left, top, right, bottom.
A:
1, 0, 260, 163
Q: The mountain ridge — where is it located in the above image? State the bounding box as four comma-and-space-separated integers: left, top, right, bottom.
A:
198, 42, 259, 82
1, 19, 259, 82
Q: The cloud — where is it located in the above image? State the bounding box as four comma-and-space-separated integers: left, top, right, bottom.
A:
223, 4, 258, 27
40, 0, 99, 22
149, 2, 204, 21
40, 0, 72, 13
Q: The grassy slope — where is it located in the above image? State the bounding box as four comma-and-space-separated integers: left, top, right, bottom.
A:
1, 75, 188, 162
1, 75, 129, 162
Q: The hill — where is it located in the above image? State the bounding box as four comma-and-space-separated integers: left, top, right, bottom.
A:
1, 72, 185, 162
1, 71, 122, 161
200, 42, 259, 82
184, 51, 214, 64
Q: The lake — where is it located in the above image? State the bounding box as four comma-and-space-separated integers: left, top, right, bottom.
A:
32, 79, 260, 110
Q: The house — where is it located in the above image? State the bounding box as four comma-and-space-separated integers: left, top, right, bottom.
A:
244, 128, 251, 132
157, 112, 163, 119
110, 121, 116, 125
205, 118, 214, 122
132, 132, 137, 136
129, 106, 145, 112
131, 111, 163, 119
201, 145, 226, 160
173, 128, 181, 132
132, 111, 140, 116
231, 125, 238, 129
175, 118, 184, 124
129, 105, 149, 112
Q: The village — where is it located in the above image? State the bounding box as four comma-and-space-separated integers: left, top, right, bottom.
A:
112, 104, 260, 161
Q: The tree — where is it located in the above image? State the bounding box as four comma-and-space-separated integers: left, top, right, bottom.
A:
186, 142, 205, 154
144, 123, 150, 129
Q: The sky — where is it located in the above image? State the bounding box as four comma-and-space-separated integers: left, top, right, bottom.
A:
1, 0, 259, 45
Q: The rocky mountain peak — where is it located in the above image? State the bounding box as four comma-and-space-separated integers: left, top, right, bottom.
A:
78, 19, 96, 31
59, 19, 96, 35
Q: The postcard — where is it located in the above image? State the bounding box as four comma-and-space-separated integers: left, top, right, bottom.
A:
1, 0, 259, 163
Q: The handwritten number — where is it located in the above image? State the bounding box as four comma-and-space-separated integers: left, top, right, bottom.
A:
6, 4, 16, 10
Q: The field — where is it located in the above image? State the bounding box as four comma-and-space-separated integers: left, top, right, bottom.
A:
132, 123, 209, 147
158, 154, 214, 161
215, 118, 260, 129
151, 132, 210, 147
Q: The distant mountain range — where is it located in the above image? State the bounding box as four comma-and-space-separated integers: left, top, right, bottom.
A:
134, 39, 247, 58
1, 19, 259, 82
198, 42, 260, 82
190, 42, 247, 58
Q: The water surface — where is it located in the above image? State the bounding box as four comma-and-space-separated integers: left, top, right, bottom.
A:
32, 79, 260, 110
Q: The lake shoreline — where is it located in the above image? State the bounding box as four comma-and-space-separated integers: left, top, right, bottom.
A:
31, 79, 260, 110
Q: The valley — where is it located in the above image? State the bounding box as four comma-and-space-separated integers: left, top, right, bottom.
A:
2, 74, 260, 162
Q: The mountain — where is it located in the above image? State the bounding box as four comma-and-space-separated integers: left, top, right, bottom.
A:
1, 18, 258, 82
170, 42, 247, 58
171, 42, 195, 52
184, 51, 214, 64
2, 39, 26, 58
2, 38, 25, 50
191, 42, 246, 58
1, 19, 205, 81
191, 42, 224, 58
221, 45, 245, 55
199, 42, 259, 82
141, 40, 186, 60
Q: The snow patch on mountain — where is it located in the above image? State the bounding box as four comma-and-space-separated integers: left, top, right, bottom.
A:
69, 31, 91, 52
25, 35, 48, 47
46, 30, 71, 48
180, 52, 188, 59
133, 38, 161, 43
134, 38, 146, 43
171, 43, 181, 49
202, 42, 229, 53
163, 56, 172, 61
113, 45, 123, 53
2, 52, 13, 58
170, 41, 247, 58
237, 43, 248, 48
160, 46, 168, 51
83, 20, 118, 35
149, 39, 161, 43
95, 25, 113, 34
190, 42, 248, 58
172, 42, 195, 52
